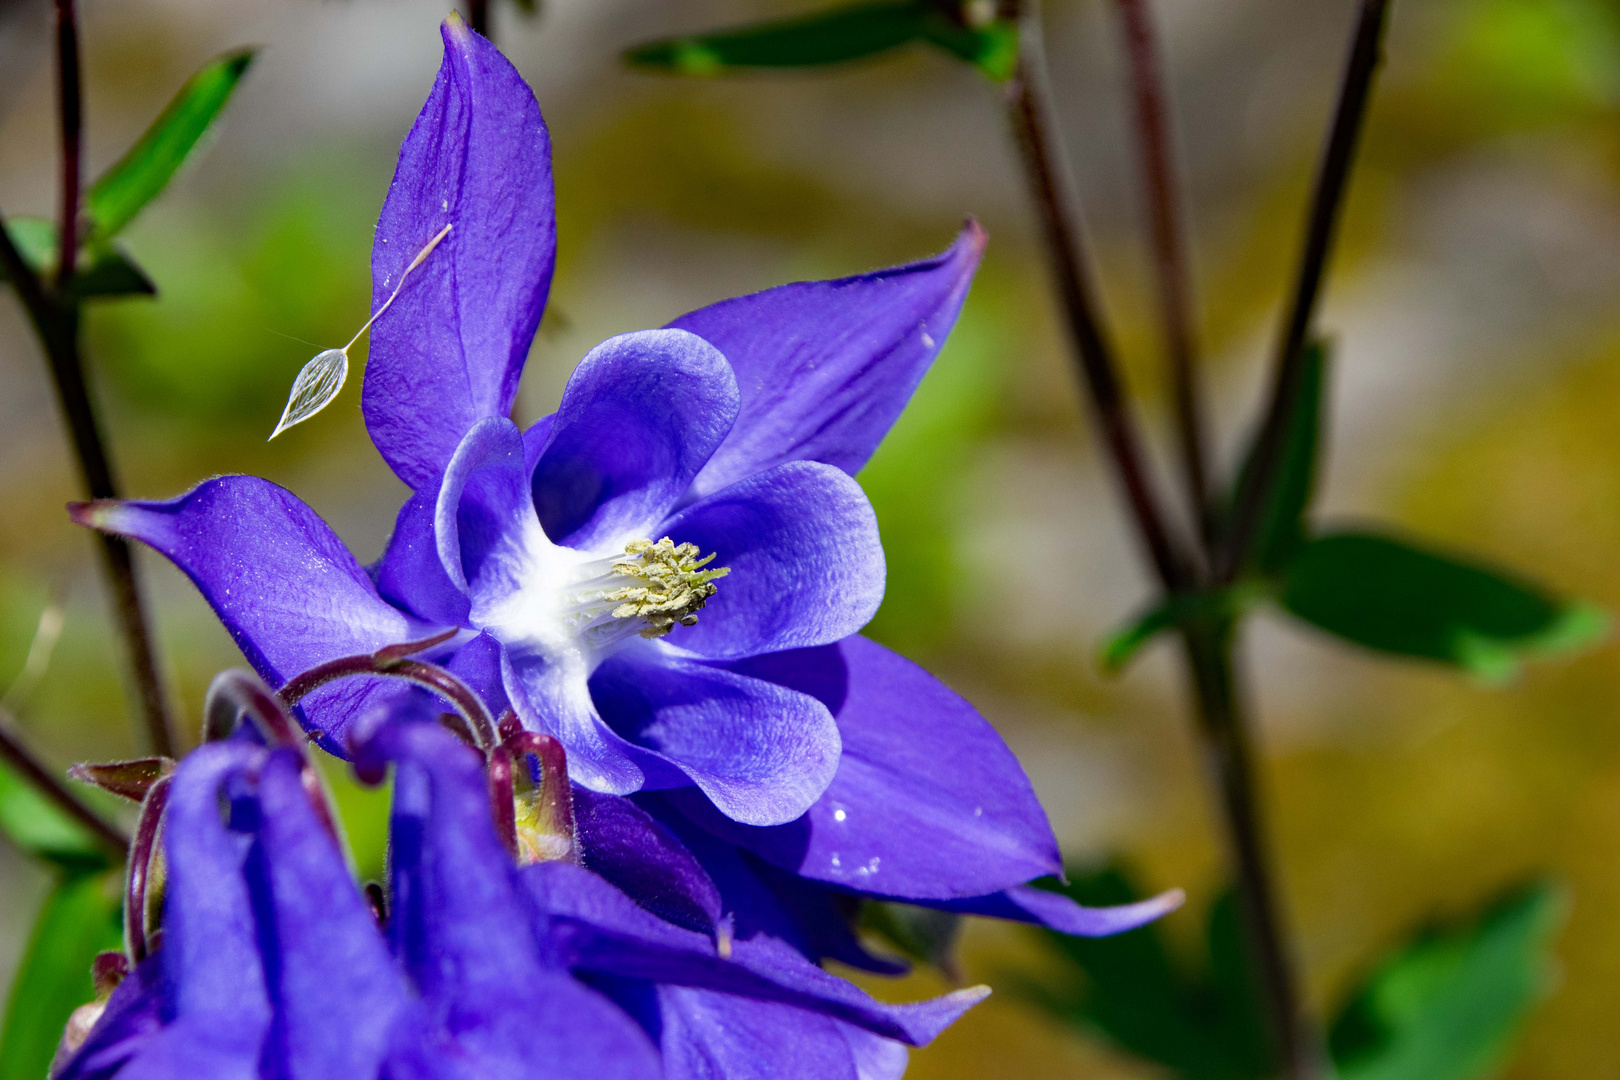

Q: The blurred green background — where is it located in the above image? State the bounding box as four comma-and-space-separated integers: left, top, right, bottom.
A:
5, 0, 1620, 1075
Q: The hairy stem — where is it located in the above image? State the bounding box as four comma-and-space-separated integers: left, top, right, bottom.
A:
0, 707, 128, 855
1220, 0, 1389, 581
1003, 2, 1192, 590
1113, 0, 1210, 543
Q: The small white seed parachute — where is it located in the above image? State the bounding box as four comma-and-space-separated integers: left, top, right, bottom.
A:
269, 223, 453, 440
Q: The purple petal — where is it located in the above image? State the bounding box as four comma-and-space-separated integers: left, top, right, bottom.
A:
141, 742, 271, 1073
433, 417, 537, 598
374, 488, 471, 626
434, 419, 658, 794
642, 803, 907, 975
72, 478, 435, 750
655, 989, 860, 1080
840, 1026, 910, 1080
931, 883, 1185, 936
573, 787, 723, 934
685, 635, 1062, 898
671, 223, 984, 499
658, 461, 884, 660
253, 750, 409, 1077
445, 630, 510, 718
365, 719, 662, 1077
524, 861, 988, 1045
591, 648, 840, 827
503, 651, 651, 796
532, 330, 738, 550
364, 19, 555, 491
52, 957, 164, 1080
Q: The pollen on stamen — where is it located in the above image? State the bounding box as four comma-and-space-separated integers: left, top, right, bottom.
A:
604, 537, 730, 639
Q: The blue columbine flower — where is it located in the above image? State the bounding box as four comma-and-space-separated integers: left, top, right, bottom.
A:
55, 696, 985, 1080
72, 14, 1178, 999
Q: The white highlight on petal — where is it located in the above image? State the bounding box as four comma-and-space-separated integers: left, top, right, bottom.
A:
268, 222, 452, 440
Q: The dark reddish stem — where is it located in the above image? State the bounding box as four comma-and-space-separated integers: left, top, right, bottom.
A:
1003, 3, 1192, 591
205, 669, 341, 842
1114, 0, 1210, 546
54, 0, 81, 288
1001, 3, 1336, 1078
0, 706, 127, 853
1219, 0, 1390, 582
278, 650, 496, 752
206, 669, 302, 748
0, 0, 178, 760
125, 775, 170, 963
487, 744, 519, 858
467, 0, 489, 36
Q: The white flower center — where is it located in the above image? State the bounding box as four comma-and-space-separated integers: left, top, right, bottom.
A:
477, 535, 728, 675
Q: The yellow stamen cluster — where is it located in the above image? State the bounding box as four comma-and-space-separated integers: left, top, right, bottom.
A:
605, 538, 730, 639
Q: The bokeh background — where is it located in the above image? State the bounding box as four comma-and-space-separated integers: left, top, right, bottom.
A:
4, 0, 1620, 1075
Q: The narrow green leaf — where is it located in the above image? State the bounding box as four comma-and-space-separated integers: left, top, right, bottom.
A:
1329, 881, 1565, 1080
1280, 531, 1607, 681
72, 249, 157, 299
624, 2, 931, 74
0, 217, 55, 273
1098, 586, 1262, 675
1226, 340, 1330, 575
1099, 600, 1179, 674
0, 217, 156, 300
86, 48, 258, 242
921, 15, 1019, 80
0, 759, 108, 871
0, 870, 123, 1080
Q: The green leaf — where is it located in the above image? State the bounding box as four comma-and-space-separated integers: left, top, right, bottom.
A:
1226, 340, 1330, 575
1005, 868, 1273, 1080
0, 218, 155, 300
86, 48, 257, 242
1329, 881, 1565, 1080
0, 870, 123, 1080
624, 2, 932, 74
1098, 600, 1180, 674
0, 759, 109, 871
1279, 531, 1608, 681
921, 15, 1020, 80
1098, 586, 1262, 674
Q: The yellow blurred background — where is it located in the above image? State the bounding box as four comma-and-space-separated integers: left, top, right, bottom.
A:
4, 0, 1620, 1075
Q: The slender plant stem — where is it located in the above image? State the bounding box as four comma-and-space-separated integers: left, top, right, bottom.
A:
1003, 4, 1318, 1076
1220, 0, 1390, 581
54, 0, 82, 288
1113, 0, 1211, 544
467, 0, 490, 37
0, 706, 129, 855
1003, 3, 1191, 591
1181, 622, 1317, 1080
3, 1, 182, 758
5, 216, 173, 759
